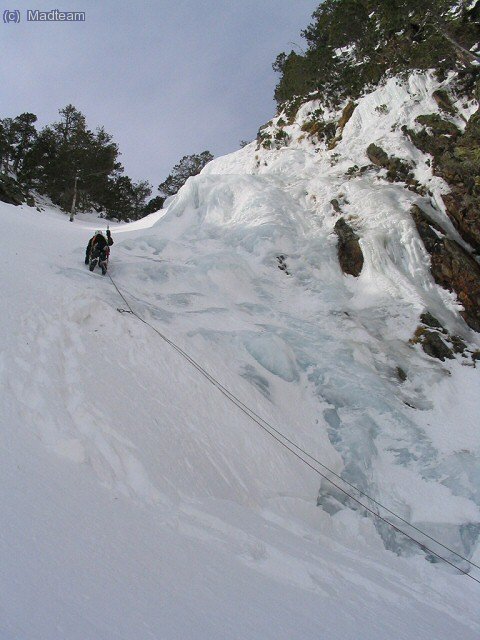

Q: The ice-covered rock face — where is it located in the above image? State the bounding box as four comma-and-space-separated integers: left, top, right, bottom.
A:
120, 70, 480, 563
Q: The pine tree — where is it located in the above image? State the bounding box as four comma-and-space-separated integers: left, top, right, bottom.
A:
0, 118, 14, 173
103, 175, 152, 221
24, 105, 123, 213
11, 113, 38, 174
158, 151, 214, 197
143, 195, 165, 215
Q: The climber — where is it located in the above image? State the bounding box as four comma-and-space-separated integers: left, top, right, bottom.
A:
85, 228, 113, 275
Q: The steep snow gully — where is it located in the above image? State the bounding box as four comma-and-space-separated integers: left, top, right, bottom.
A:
1, 71, 479, 638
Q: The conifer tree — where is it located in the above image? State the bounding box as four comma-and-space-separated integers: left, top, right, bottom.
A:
158, 151, 214, 197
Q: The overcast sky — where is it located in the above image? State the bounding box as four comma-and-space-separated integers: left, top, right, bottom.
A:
1, 0, 319, 189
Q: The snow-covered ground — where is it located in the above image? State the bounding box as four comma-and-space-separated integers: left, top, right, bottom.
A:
1, 71, 479, 638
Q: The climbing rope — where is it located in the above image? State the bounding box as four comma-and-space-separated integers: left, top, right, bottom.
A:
106, 270, 480, 585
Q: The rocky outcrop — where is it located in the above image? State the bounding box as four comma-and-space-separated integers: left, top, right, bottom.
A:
438, 105, 480, 253
415, 114, 460, 137
366, 143, 420, 189
334, 218, 364, 277
337, 101, 356, 130
402, 121, 450, 159
366, 143, 389, 167
410, 205, 480, 332
301, 118, 336, 143
421, 330, 455, 361
404, 93, 480, 253
420, 311, 444, 329
330, 198, 342, 213
432, 89, 457, 116
328, 101, 357, 149
409, 312, 472, 361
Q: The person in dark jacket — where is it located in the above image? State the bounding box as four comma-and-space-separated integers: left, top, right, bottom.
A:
85, 229, 113, 265
85, 229, 114, 273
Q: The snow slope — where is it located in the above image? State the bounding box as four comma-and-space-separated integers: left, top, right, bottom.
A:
1, 71, 479, 638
